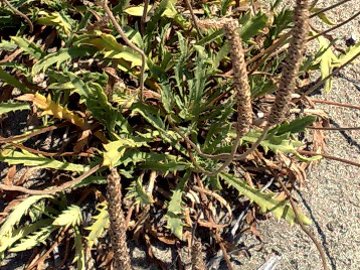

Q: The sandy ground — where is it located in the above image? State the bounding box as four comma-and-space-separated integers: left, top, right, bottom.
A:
238, 1, 360, 269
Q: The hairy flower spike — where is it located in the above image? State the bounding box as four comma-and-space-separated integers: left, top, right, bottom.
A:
223, 20, 252, 137
107, 168, 133, 270
269, 0, 310, 125
191, 239, 206, 270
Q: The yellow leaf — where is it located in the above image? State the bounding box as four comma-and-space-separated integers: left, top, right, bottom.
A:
17, 93, 90, 129
102, 138, 147, 168
124, 5, 153, 16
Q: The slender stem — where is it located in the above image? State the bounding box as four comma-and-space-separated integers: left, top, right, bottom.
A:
102, 0, 146, 101
277, 177, 328, 270
309, 0, 350, 19
308, 10, 360, 42
248, 32, 290, 65
298, 150, 360, 167
1, 0, 33, 32
0, 164, 102, 195
140, 0, 149, 36
184, 0, 203, 37
310, 98, 360, 110
308, 126, 360, 131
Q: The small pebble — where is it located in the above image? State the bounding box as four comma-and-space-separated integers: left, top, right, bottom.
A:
345, 33, 358, 47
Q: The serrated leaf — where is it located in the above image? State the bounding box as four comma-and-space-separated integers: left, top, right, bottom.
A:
37, 10, 74, 36
131, 103, 166, 131
85, 201, 109, 248
0, 66, 28, 93
9, 225, 56, 252
53, 204, 82, 228
273, 116, 317, 135
66, 73, 130, 133
118, 150, 191, 173
77, 31, 144, 68
317, 36, 337, 93
126, 175, 154, 205
0, 195, 52, 238
32, 47, 91, 76
0, 39, 17, 51
241, 130, 302, 155
241, 129, 320, 162
0, 147, 89, 172
220, 173, 311, 225
17, 93, 90, 129
73, 227, 86, 270
11, 36, 44, 59
102, 137, 147, 167
0, 219, 52, 255
0, 101, 30, 116
165, 190, 183, 239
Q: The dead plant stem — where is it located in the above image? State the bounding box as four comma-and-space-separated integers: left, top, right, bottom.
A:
308, 126, 360, 131
309, 0, 350, 19
308, 10, 360, 42
140, 0, 149, 36
298, 150, 360, 167
277, 177, 328, 270
184, 0, 202, 37
1, 0, 33, 32
0, 164, 102, 195
310, 98, 360, 110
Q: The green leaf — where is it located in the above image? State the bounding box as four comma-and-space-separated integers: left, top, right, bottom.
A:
0, 39, 17, 51
73, 227, 86, 270
37, 10, 74, 36
131, 103, 166, 131
67, 72, 130, 133
316, 36, 337, 93
312, 9, 335, 25
274, 116, 317, 135
32, 47, 91, 76
240, 12, 268, 42
220, 173, 311, 225
241, 130, 321, 161
146, 0, 177, 33
0, 219, 53, 255
102, 137, 147, 168
124, 4, 153, 16
0, 195, 52, 238
0, 148, 90, 172
126, 174, 154, 205
336, 41, 360, 66
165, 190, 184, 239
77, 31, 144, 68
9, 225, 56, 252
0, 66, 28, 93
85, 201, 109, 248
11, 36, 44, 59
241, 130, 302, 154
0, 101, 30, 116
53, 205, 82, 228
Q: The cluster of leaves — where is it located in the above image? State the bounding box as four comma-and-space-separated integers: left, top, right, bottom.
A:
0, 0, 358, 269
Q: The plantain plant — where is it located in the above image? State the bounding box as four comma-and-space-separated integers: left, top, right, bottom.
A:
0, 0, 358, 269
